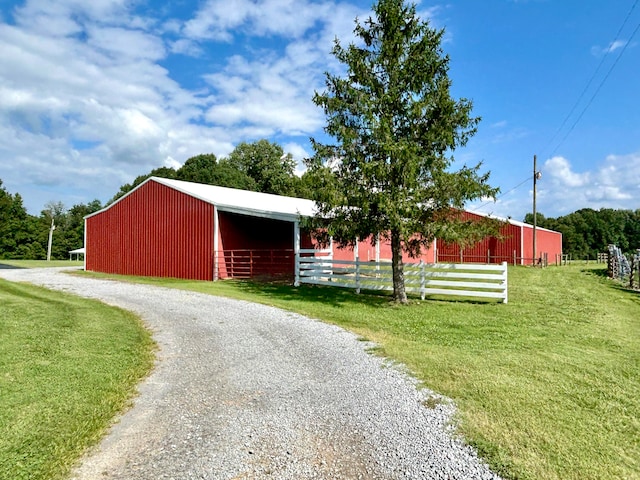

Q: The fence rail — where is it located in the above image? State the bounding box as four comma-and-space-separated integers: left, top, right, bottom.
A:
297, 257, 508, 303
436, 251, 550, 267
215, 249, 294, 279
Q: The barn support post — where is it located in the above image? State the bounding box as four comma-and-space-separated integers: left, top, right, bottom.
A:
294, 220, 300, 287
433, 237, 438, 264
213, 208, 219, 281
83, 218, 87, 271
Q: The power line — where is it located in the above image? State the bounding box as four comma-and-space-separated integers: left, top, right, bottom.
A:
545, 0, 639, 157
469, 175, 532, 214
472, 2, 639, 216
541, 0, 639, 156
550, 18, 640, 157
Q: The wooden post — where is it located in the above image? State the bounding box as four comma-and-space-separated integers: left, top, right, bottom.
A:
355, 257, 361, 294
532, 154, 541, 267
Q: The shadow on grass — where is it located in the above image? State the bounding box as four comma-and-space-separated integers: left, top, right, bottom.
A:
229, 280, 494, 308
230, 280, 393, 309
584, 267, 609, 279
0, 263, 24, 269
581, 267, 640, 302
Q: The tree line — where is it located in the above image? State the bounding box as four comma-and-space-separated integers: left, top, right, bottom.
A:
0, 180, 101, 260
108, 139, 316, 204
0, 139, 313, 260
3, 143, 639, 262
525, 209, 640, 259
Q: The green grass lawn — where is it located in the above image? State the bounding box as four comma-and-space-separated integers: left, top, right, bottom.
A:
76, 264, 639, 480
0, 260, 84, 269
0, 279, 154, 480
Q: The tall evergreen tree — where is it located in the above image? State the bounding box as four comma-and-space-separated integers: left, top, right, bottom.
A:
307, 0, 498, 303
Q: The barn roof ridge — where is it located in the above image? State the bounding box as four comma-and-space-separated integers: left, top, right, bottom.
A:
86, 176, 318, 222
467, 209, 560, 233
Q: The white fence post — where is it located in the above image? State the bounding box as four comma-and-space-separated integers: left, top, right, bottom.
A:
355, 257, 361, 294
420, 260, 426, 300
293, 220, 300, 287
502, 261, 508, 304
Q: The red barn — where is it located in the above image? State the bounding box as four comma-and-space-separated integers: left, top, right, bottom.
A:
435, 210, 562, 266
85, 177, 436, 281
86, 177, 313, 280
85, 177, 559, 281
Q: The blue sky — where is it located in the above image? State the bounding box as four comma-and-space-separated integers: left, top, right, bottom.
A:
1, 0, 638, 221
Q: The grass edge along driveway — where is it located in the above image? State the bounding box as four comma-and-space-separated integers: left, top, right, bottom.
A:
75, 264, 639, 480
0, 278, 155, 480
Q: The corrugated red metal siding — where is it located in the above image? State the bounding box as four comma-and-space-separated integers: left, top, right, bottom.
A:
86, 181, 214, 280
537, 229, 562, 260
522, 226, 563, 265
436, 211, 522, 263
299, 229, 435, 263
325, 235, 435, 263
435, 211, 562, 264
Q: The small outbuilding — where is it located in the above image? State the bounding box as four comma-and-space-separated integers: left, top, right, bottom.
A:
68, 247, 85, 261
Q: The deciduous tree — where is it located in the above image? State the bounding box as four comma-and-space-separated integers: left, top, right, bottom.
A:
227, 140, 297, 196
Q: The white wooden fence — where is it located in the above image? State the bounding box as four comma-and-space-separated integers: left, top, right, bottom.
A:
296, 250, 508, 303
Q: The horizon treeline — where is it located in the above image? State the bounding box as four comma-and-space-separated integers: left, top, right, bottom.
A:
525, 209, 640, 259
2, 138, 639, 260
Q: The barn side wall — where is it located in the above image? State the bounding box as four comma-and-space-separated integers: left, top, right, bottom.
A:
437, 221, 522, 264
86, 181, 214, 280
523, 226, 563, 265
435, 211, 562, 265
325, 235, 435, 264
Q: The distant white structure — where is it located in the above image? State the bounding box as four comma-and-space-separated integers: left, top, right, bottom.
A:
69, 247, 85, 261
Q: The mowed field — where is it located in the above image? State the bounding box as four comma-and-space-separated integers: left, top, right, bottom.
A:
0, 272, 154, 480
1, 261, 638, 479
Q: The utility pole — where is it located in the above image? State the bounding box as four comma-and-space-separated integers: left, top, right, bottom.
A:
532, 155, 542, 266
47, 218, 55, 262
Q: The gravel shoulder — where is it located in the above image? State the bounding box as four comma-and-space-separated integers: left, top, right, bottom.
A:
0, 267, 501, 480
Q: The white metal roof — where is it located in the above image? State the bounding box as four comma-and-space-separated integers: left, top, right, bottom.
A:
467, 209, 560, 234
87, 177, 318, 222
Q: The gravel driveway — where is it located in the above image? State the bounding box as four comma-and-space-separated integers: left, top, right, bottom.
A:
0, 267, 501, 480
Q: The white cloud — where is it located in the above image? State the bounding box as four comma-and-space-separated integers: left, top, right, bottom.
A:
538, 154, 640, 214
591, 39, 628, 56
469, 153, 640, 221
86, 26, 166, 61
182, 0, 336, 41
0, 0, 448, 215
544, 156, 590, 188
